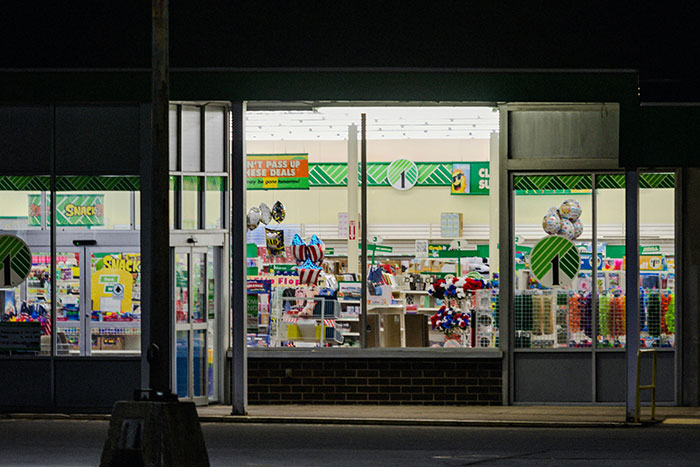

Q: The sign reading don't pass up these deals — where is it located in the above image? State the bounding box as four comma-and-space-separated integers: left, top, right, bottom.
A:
247, 154, 309, 190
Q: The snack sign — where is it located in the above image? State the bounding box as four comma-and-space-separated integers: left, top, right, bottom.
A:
247, 154, 309, 190
28, 194, 104, 226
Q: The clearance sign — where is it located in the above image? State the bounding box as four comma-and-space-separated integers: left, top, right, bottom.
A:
246, 154, 309, 190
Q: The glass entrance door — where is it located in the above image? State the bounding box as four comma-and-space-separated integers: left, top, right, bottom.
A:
86, 248, 141, 356
174, 246, 214, 405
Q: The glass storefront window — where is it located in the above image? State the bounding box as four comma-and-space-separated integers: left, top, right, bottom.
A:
243, 106, 499, 350
182, 176, 200, 230
513, 175, 593, 349
0, 177, 51, 355
639, 172, 676, 349
205, 177, 225, 229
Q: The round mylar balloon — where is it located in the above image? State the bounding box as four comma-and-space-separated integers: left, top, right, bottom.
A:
259, 203, 272, 225
542, 213, 562, 235
246, 207, 262, 231
272, 201, 286, 223
573, 218, 584, 239
559, 199, 582, 222
558, 218, 576, 240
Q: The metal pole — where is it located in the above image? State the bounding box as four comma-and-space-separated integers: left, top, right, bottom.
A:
360, 114, 368, 349
140, 0, 172, 396
347, 124, 359, 275
625, 169, 640, 421
591, 174, 598, 402
230, 102, 248, 415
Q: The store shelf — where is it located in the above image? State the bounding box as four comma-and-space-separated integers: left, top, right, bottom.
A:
341, 331, 360, 337
339, 299, 361, 305
418, 307, 441, 312
89, 321, 141, 329
369, 304, 404, 310
399, 290, 429, 295
337, 316, 359, 322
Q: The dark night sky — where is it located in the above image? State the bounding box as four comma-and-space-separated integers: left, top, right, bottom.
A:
1, 1, 698, 101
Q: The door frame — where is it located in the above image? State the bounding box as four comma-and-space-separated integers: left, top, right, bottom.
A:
170, 231, 227, 405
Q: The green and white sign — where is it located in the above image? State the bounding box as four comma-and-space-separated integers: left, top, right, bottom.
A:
0, 234, 32, 288
530, 236, 580, 288
387, 159, 418, 190
28, 194, 104, 226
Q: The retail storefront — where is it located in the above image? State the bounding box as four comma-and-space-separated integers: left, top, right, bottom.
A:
237, 101, 680, 409
0, 71, 696, 413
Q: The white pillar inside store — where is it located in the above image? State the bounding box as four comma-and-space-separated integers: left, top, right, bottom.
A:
347, 124, 359, 274
489, 132, 499, 276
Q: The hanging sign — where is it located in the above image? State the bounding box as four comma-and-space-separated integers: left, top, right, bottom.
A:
530, 236, 581, 287
91, 268, 133, 313
29, 194, 105, 227
386, 159, 418, 190
451, 162, 489, 195
0, 234, 32, 288
246, 154, 309, 190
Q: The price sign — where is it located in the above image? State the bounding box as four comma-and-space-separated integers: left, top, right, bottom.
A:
0, 234, 32, 288
530, 236, 580, 287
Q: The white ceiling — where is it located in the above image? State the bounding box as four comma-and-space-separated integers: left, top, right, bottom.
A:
246, 106, 499, 141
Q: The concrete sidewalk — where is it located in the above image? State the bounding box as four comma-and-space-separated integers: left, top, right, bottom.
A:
196, 404, 700, 428
4, 405, 700, 428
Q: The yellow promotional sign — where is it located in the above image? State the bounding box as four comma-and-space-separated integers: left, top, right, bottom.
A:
640, 255, 664, 271
91, 268, 133, 313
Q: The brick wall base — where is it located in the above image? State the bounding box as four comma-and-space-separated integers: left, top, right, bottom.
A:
247, 358, 502, 405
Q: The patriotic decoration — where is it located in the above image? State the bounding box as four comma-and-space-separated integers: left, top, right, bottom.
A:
429, 305, 470, 337
428, 275, 485, 300
306, 234, 325, 265
296, 258, 323, 285
291, 234, 325, 266
291, 234, 307, 264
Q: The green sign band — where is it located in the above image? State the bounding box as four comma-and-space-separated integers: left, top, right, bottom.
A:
387, 159, 418, 190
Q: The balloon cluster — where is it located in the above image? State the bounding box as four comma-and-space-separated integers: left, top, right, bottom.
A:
542, 199, 583, 240
427, 275, 485, 301
292, 234, 325, 285
247, 201, 286, 231
429, 305, 470, 336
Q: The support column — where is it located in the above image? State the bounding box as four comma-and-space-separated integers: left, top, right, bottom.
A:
625, 169, 640, 421
141, 0, 172, 396
360, 115, 368, 349
347, 124, 359, 275
230, 102, 248, 415
680, 168, 700, 405
488, 133, 499, 275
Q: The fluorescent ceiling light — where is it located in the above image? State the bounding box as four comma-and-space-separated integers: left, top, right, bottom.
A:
246, 106, 499, 141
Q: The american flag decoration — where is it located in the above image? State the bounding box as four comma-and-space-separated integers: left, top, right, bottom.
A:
306, 234, 325, 265
296, 258, 322, 285
291, 234, 307, 265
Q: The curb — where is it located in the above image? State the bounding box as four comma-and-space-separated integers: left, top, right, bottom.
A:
0, 412, 647, 428
197, 415, 638, 428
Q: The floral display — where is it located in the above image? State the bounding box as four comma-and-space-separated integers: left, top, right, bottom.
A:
429, 305, 470, 337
